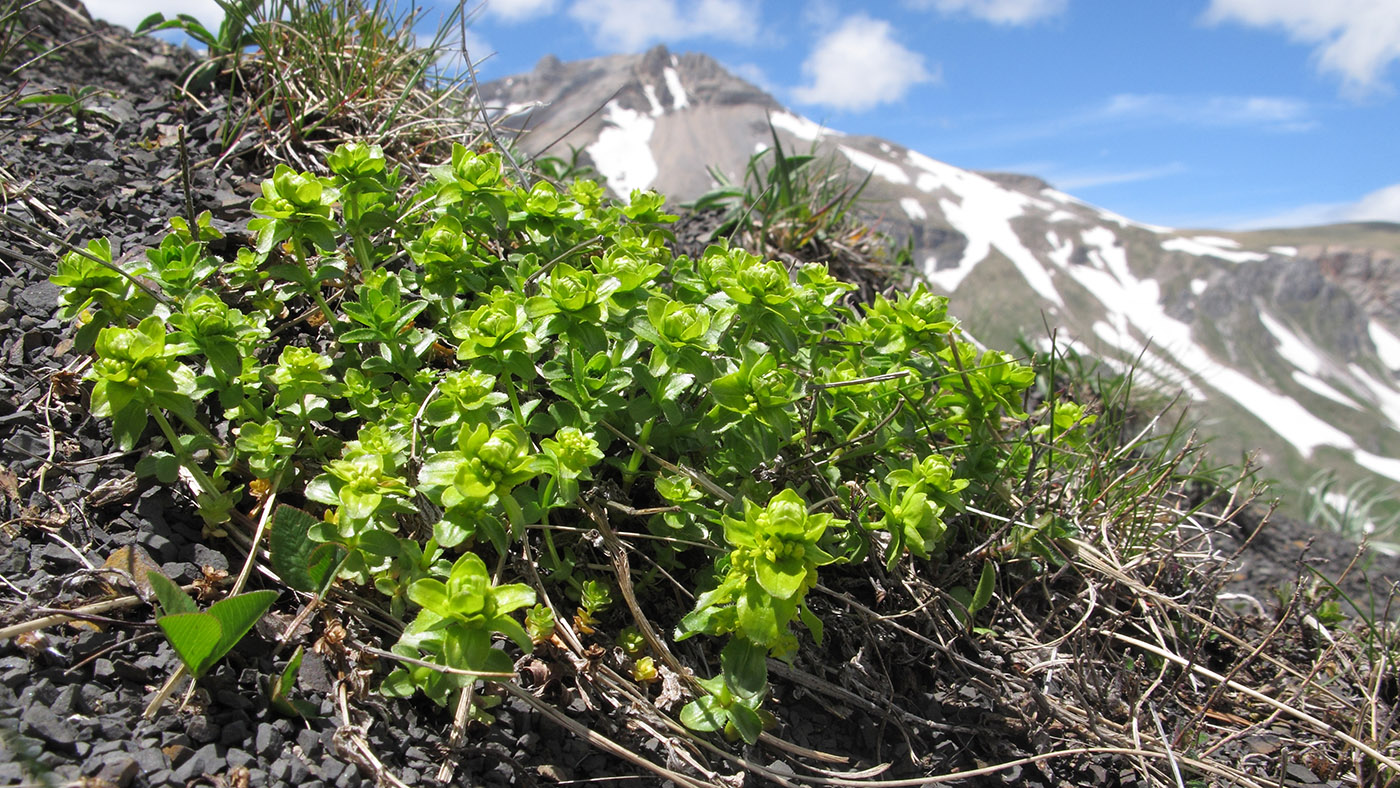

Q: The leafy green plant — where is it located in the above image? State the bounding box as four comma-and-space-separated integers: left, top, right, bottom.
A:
53, 141, 1108, 749
147, 571, 277, 679
16, 84, 113, 131
381, 552, 535, 706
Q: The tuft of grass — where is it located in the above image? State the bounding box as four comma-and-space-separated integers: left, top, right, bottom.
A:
140, 0, 483, 169
687, 117, 906, 299
1305, 469, 1400, 552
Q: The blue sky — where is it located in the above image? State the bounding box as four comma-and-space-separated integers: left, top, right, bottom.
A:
86, 0, 1400, 231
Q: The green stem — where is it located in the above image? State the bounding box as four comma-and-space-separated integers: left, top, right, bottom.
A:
622, 419, 654, 492
291, 237, 338, 329
151, 409, 219, 500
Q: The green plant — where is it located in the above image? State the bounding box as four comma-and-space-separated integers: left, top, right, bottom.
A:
146, 571, 278, 680
380, 552, 535, 705
53, 142, 1108, 750
1305, 470, 1400, 550
688, 118, 871, 258
140, 0, 473, 162
16, 84, 113, 131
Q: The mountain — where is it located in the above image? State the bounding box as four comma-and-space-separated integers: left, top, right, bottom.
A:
482, 46, 1400, 528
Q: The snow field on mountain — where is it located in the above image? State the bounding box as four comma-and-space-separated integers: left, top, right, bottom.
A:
1369, 322, 1400, 370
1162, 236, 1269, 263
902, 149, 1063, 305
587, 102, 658, 195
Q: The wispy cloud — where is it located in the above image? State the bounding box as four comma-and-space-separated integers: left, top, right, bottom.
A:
1231, 182, 1400, 229
791, 14, 938, 112
949, 92, 1317, 151
905, 0, 1066, 26
1048, 162, 1187, 191
566, 0, 760, 52
1203, 0, 1400, 96
1101, 93, 1316, 131
484, 0, 560, 23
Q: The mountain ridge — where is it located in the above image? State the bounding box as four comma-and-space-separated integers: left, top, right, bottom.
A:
482, 46, 1400, 532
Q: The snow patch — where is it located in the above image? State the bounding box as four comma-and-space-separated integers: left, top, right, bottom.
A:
906, 151, 1060, 304
642, 84, 664, 117
1269, 245, 1298, 257
662, 67, 689, 110
1370, 322, 1400, 371
839, 146, 909, 185
1046, 210, 1079, 223
1162, 236, 1269, 264
587, 102, 657, 196
1190, 279, 1208, 296
1046, 232, 1073, 268
900, 197, 927, 221
1355, 450, 1400, 484
1259, 312, 1323, 376
769, 112, 838, 142
1058, 228, 1351, 456
1291, 371, 1361, 409
1348, 364, 1400, 427
1193, 236, 1243, 249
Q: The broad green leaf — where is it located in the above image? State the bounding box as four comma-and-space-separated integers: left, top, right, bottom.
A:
270, 505, 321, 592
157, 613, 221, 677
408, 578, 451, 616
727, 703, 764, 744
206, 590, 278, 668
357, 529, 400, 557
970, 561, 996, 616
720, 637, 768, 700
146, 570, 198, 616
752, 553, 806, 600
680, 696, 727, 733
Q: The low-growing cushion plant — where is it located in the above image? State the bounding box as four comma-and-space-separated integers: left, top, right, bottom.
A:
55, 142, 1106, 743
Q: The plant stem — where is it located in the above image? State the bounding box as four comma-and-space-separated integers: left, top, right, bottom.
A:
291, 237, 339, 329
151, 410, 220, 500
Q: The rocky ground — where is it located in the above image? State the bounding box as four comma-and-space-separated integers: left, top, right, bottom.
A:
0, 4, 1396, 787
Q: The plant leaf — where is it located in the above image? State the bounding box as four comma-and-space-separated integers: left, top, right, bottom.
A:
680, 696, 727, 733
720, 637, 768, 700
205, 590, 278, 669
146, 570, 198, 616
270, 505, 321, 592
970, 560, 996, 616
157, 612, 221, 677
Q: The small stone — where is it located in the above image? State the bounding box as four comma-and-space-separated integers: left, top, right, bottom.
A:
21, 703, 76, 749
95, 756, 139, 788
187, 716, 219, 744
296, 727, 321, 757
219, 718, 249, 746
225, 747, 255, 768
131, 746, 168, 773
254, 722, 282, 757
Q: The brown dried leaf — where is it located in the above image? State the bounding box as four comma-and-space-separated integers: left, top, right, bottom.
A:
101, 545, 162, 597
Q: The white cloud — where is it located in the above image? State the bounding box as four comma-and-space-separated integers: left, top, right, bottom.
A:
1204, 0, 1400, 95
907, 0, 1066, 25
791, 15, 936, 112
83, 0, 222, 33
485, 0, 559, 23
1233, 183, 1400, 229
566, 0, 759, 52
1102, 93, 1315, 130
1050, 163, 1186, 191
